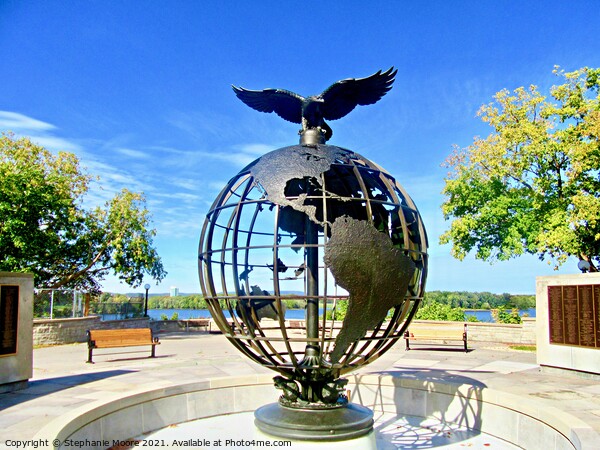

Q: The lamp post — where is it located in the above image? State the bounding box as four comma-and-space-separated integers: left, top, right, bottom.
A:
578, 260, 591, 273
144, 283, 151, 317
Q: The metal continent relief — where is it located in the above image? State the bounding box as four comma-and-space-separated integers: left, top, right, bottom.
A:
547, 284, 600, 349
324, 216, 416, 363
250, 144, 418, 363
250, 145, 348, 225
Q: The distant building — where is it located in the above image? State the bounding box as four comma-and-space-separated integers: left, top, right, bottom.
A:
170, 286, 179, 297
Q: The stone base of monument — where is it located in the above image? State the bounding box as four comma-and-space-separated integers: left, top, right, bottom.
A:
140, 412, 378, 449
138, 411, 517, 449
254, 402, 374, 441
33, 374, 594, 449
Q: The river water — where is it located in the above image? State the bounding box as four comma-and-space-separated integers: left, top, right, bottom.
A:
465, 308, 536, 322
102, 307, 536, 323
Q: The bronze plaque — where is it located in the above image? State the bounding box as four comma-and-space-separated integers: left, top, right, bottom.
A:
548, 284, 599, 349
548, 286, 564, 344
595, 285, 600, 347
578, 285, 595, 347
563, 285, 579, 345
0, 285, 19, 355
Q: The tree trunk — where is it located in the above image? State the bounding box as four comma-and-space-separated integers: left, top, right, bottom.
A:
84, 293, 91, 316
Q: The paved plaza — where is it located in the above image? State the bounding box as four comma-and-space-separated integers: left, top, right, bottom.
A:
1, 333, 599, 449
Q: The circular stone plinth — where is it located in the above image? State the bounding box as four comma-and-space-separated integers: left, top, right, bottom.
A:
135, 412, 520, 449
254, 402, 374, 441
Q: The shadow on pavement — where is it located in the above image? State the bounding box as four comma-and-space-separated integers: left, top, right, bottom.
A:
0, 370, 135, 411
405, 346, 475, 353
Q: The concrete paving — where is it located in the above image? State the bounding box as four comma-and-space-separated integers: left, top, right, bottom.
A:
1, 333, 599, 449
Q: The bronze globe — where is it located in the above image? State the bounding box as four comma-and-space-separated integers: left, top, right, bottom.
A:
198, 142, 428, 440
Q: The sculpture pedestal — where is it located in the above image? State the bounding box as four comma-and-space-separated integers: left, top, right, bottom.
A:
254, 402, 374, 441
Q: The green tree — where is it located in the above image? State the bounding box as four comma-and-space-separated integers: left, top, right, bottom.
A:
441, 67, 600, 270
510, 294, 536, 309
0, 133, 166, 291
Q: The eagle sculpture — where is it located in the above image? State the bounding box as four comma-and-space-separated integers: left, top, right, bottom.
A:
232, 67, 397, 142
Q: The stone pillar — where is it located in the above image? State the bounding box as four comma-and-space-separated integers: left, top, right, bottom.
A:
0, 272, 34, 393
536, 273, 600, 376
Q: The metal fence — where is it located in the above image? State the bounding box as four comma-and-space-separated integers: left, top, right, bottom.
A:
34, 290, 145, 320
34, 289, 84, 319
88, 300, 145, 320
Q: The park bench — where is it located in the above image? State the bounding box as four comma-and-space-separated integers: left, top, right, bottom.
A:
288, 320, 305, 329
404, 322, 468, 352
87, 328, 160, 363
184, 318, 211, 332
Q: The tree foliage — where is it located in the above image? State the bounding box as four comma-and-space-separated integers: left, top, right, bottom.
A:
415, 302, 466, 321
0, 133, 166, 291
441, 67, 600, 269
423, 290, 534, 310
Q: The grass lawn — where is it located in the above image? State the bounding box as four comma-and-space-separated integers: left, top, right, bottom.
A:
509, 345, 536, 352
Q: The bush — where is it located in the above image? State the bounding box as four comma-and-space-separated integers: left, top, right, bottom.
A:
492, 307, 522, 324
415, 303, 466, 321
326, 300, 348, 320
159, 312, 179, 321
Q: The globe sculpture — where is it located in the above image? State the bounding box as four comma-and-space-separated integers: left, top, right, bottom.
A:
198, 68, 428, 441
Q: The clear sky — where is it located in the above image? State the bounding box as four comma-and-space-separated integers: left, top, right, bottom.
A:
1, 1, 599, 295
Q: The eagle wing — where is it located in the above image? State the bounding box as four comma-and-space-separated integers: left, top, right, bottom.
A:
319, 67, 397, 121
232, 86, 304, 124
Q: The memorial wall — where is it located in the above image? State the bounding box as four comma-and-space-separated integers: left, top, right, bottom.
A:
0, 272, 34, 392
536, 274, 600, 376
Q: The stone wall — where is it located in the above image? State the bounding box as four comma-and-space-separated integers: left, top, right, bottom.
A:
33, 316, 151, 346
34, 316, 537, 346
149, 320, 187, 334
468, 318, 536, 345
408, 318, 536, 346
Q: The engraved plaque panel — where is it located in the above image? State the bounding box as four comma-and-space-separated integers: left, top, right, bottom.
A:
562, 285, 579, 346
0, 285, 19, 355
578, 285, 596, 347
548, 284, 600, 349
594, 284, 600, 348
548, 286, 564, 344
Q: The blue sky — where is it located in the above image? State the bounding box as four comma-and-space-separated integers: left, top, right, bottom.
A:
1, 1, 599, 294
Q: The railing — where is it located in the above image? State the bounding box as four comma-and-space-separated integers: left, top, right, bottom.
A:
34, 289, 84, 319
34, 290, 145, 320
88, 300, 144, 320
